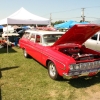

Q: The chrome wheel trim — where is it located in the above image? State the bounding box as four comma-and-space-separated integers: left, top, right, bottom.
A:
24, 49, 27, 57
49, 63, 56, 77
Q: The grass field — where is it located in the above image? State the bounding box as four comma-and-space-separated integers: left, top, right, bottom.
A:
1, 47, 100, 100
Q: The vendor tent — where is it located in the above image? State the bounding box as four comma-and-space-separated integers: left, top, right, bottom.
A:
69, 21, 89, 28
54, 20, 89, 29
54, 20, 75, 29
0, 7, 49, 25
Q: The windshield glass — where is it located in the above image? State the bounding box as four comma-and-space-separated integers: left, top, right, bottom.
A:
43, 34, 63, 46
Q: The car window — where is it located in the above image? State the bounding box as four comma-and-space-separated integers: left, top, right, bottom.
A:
22, 32, 30, 39
91, 34, 98, 40
29, 33, 35, 42
36, 35, 41, 43
43, 34, 63, 45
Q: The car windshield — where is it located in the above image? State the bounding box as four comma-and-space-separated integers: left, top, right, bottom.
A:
43, 34, 63, 46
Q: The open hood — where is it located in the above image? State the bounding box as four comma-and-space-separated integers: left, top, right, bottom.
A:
53, 24, 100, 46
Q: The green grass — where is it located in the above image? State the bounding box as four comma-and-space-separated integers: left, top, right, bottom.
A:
1, 47, 100, 100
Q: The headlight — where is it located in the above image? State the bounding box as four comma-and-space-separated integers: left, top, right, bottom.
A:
70, 65, 74, 71
74, 64, 80, 70
70, 64, 80, 71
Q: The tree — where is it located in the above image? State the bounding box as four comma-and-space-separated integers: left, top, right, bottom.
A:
51, 20, 66, 26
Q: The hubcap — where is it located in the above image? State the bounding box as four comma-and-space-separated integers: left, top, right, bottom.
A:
49, 63, 56, 77
24, 50, 27, 57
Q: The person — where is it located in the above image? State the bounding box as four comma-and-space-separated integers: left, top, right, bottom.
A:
14, 36, 18, 46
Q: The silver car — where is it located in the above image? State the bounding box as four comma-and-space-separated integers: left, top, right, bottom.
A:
84, 31, 100, 51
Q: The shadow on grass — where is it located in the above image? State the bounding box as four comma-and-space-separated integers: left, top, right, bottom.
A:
19, 54, 100, 88
0, 66, 19, 100
63, 73, 100, 88
0, 47, 17, 53
0, 69, 2, 100
0, 66, 19, 72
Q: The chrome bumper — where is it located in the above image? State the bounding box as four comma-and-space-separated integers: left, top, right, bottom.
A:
63, 68, 100, 79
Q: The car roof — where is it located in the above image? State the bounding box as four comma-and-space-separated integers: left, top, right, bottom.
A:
25, 29, 65, 35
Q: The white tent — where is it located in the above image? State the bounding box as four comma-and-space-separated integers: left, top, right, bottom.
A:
0, 7, 50, 25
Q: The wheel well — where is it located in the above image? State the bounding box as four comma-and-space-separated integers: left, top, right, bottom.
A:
22, 48, 25, 50
46, 59, 52, 68
47, 59, 62, 80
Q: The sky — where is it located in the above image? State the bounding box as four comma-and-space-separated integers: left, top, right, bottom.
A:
0, 0, 100, 22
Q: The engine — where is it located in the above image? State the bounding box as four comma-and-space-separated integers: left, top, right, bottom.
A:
59, 46, 100, 62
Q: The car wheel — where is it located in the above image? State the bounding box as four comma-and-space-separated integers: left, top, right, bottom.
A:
48, 61, 62, 80
23, 49, 29, 58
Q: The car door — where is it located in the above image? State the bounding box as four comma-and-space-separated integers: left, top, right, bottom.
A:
28, 34, 44, 63
34, 35, 44, 63
27, 33, 37, 57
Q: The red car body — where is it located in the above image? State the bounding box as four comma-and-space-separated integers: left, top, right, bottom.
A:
19, 24, 100, 80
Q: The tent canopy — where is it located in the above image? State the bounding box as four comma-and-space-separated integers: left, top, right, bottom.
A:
54, 20, 74, 29
69, 21, 89, 28
54, 20, 89, 29
0, 7, 50, 25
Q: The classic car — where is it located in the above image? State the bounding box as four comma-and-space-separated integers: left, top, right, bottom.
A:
19, 24, 100, 80
2, 30, 19, 38
84, 31, 100, 51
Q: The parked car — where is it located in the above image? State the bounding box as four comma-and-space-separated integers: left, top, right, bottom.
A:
84, 31, 100, 51
0, 29, 3, 37
19, 24, 100, 80
2, 30, 19, 38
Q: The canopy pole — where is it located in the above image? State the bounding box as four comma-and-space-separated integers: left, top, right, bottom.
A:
7, 23, 8, 53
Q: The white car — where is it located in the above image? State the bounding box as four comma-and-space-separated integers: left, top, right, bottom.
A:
84, 31, 100, 51
2, 30, 19, 38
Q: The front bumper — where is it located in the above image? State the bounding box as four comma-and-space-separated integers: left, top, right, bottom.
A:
63, 68, 100, 79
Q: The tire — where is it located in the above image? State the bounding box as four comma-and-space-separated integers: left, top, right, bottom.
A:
23, 49, 29, 58
48, 61, 62, 80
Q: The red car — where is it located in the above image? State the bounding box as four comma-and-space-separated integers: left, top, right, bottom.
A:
19, 24, 100, 80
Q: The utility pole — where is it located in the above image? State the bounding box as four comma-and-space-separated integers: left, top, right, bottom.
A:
81, 8, 85, 22
49, 13, 52, 26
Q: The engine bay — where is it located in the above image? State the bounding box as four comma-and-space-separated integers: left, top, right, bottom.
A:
59, 44, 100, 62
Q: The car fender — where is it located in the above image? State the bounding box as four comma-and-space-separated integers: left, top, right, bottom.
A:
46, 57, 67, 76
